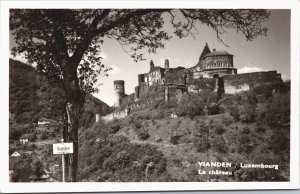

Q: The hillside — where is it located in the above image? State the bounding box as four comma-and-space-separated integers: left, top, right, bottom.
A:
9, 58, 290, 182
76, 82, 290, 182
9, 58, 111, 141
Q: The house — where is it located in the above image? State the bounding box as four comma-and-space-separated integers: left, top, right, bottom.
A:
11, 151, 21, 157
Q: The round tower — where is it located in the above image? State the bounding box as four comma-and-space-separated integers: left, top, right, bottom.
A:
164, 59, 170, 70
113, 80, 125, 107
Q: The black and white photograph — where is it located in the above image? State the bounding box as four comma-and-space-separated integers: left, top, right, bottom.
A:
1, 0, 299, 192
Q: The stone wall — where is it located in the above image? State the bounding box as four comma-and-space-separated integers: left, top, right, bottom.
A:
165, 69, 187, 85
101, 108, 129, 122
139, 84, 164, 100
187, 78, 216, 93
223, 71, 282, 94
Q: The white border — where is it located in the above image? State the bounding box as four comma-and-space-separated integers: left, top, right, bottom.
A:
1, 0, 299, 193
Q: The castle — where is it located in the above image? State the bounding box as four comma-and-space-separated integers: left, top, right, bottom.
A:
102, 43, 282, 121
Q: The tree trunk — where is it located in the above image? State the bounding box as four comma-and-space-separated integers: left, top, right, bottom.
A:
65, 99, 83, 182
62, 105, 69, 179
62, 64, 85, 182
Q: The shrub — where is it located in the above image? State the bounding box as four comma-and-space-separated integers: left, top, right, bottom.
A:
194, 137, 210, 153
211, 136, 228, 154
228, 106, 240, 122
170, 134, 181, 145
11, 155, 33, 182
237, 135, 254, 155
214, 125, 225, 135
263, 92, 290, 127
269, 130, 289, 154
108, 121, 121, 134
134, 122, 142, 130
177, 94, 205, 119
31, 160, 44, 179
40, 130, 49, 140
239, 103, 256, 123
242, 126, 250, 134
207, 104, 220, 115
193, 120, 210, 152
255, 124, 266, 133
135, 129, 150, 140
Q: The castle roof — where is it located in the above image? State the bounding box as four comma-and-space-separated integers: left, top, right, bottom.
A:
199, 43, 211, 60
203, 50, 233, 58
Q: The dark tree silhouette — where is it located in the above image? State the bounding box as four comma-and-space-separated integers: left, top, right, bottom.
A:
10, 9, 270, 181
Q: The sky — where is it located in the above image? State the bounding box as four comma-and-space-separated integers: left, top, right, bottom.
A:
10, 9, 290, 106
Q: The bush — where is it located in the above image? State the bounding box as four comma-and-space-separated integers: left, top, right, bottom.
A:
211, 136, 228, 154
177, 94, 205, 119
214, 125, 225, 135
269, 130, 289, 154
194, 137, 210, 153
134, 122, 142, 129
40, 130, 49, 140
135, 129, 150, 140
242, 126, 250, 134
255, 124, 266, 133
263, 92, 290, 127
237, 135, 254, 155
193, 120, 210, 152
78, 134, 169, 182
228, 106, 240, 122
239, 103, 256, 123
108, 120, 121, 134
11, 155, 33, 182
170, 134, 181, 145
31, 160, 44, 179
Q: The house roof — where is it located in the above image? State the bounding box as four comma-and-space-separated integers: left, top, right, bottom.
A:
203, 50, 233, 58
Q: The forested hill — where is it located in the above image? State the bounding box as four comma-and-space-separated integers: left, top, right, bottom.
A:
9, 58, 111, 128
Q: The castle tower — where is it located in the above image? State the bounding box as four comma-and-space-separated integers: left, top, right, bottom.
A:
138, 74, 145, 86
113, 80, 125, 107
164, 59, 170, 70
134, 86, 140, 102
197, 42, 211, 70
150, 60, 155, 71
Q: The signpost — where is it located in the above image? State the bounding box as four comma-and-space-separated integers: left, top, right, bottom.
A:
53, 139, 73, 182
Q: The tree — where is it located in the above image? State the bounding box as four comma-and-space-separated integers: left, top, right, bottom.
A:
10, 9, 270, 181
31, 160, 44, 179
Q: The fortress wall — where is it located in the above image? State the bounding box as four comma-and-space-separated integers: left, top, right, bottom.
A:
165, 69, 187, 85
120, 93, 135, 107
223, 71, 282, 94
139, 85, 164, 100
101, 108, 129, 122
127, 95, 164, 112
187, 78, 216, 93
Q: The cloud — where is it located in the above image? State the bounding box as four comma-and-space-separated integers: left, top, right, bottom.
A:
238, 66, 269, 74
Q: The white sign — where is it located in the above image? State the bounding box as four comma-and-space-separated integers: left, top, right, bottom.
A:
53, 143, 73, 154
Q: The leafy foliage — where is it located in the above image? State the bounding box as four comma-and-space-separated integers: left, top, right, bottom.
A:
177, 93, 206, 118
